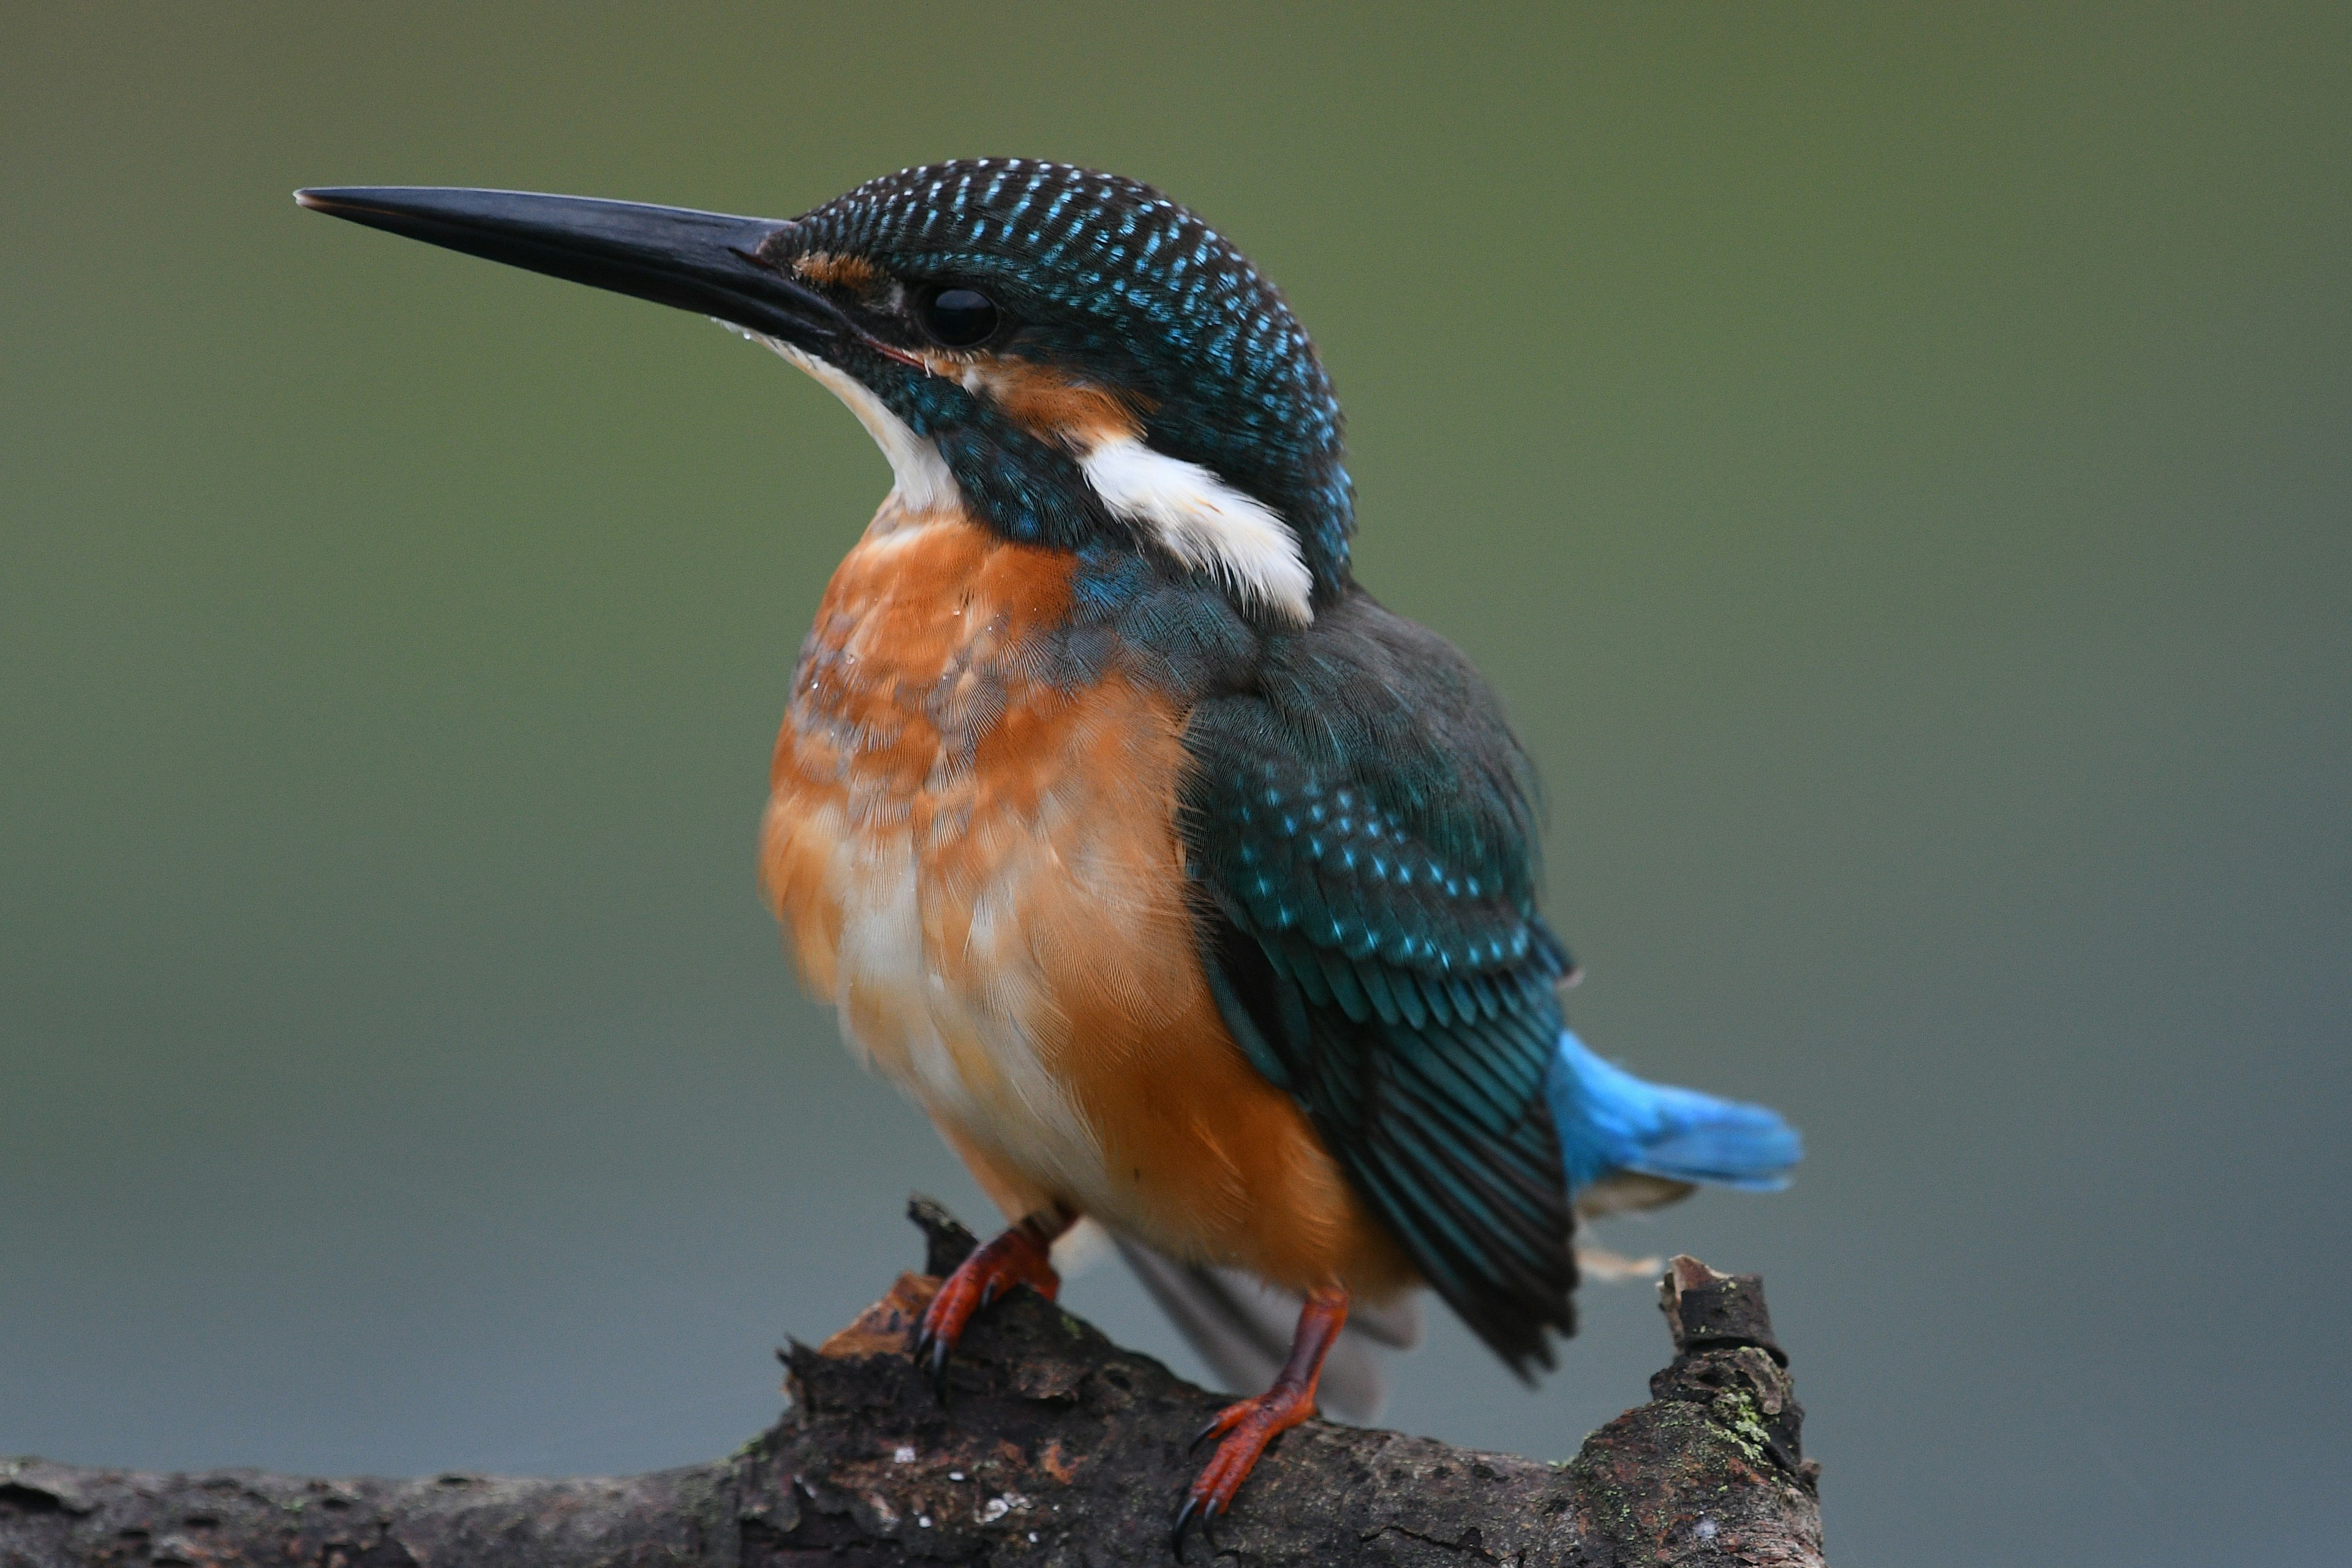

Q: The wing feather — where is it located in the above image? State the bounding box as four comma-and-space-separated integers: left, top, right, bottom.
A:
1180, 595, 1582, 1371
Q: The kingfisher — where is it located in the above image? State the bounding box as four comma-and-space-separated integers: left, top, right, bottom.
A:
296, 160, 1800, 1549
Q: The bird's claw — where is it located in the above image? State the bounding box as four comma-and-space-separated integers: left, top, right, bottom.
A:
906, 1215, 1063, 1404
920, 1327, 952, 1396
1170, 1381, 1318, 1556
1169, 1493, 1221, 1559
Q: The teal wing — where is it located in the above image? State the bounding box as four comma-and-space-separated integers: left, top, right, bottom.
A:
1180, 607, 1580, 1372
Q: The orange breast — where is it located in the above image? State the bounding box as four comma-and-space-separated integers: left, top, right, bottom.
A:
760, 504, 1411, 1298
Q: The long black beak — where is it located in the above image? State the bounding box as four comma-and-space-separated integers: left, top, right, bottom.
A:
294, 186, 850, 349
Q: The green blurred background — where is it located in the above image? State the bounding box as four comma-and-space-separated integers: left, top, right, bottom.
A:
5, 4, 2346, 1561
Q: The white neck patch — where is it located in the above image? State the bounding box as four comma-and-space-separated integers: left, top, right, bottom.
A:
726, 322, 1313, 623
1077, 436, 1314, 625
725, 324, 962, 517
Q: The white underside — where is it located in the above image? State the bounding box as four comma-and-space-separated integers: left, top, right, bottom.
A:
786, 753, 1111, 1214
845, 821, 1101, 1183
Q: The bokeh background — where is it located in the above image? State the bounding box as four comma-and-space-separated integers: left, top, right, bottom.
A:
6, 4, 2347, 1562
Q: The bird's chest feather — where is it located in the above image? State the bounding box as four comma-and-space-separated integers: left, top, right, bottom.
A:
760, 508, 1207, 1204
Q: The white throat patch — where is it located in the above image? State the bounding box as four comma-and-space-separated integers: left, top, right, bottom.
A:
1077, 436, 1314, 625
725, 325, 962, 517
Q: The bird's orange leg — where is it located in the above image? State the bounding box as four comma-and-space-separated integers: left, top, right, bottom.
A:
1172, 1284, 1350, 1556
911, 1206, 1073, 1389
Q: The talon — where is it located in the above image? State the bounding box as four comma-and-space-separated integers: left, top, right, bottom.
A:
1170, 1494, 1202, 1559
1189, 1417, 1222, 1454
908, 1210, 1069, 1404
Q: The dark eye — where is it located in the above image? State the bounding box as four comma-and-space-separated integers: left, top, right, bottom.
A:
919, 285, 1001, 349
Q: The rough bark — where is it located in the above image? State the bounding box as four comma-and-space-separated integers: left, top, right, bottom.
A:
1, 1200, 1823, 1567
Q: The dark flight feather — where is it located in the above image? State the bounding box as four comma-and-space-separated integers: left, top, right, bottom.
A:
1182, 589, 1580, 1373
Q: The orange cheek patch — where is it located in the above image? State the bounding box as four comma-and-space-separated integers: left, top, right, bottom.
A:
960, 356, 1149, 449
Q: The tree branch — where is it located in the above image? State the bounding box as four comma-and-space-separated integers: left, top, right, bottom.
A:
2, 1199, 1823, 1566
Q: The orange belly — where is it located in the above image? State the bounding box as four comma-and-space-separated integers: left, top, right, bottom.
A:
760, 503, 1411, 1298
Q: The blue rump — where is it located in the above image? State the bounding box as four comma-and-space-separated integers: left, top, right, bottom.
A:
1545, 1029, 1802, 1196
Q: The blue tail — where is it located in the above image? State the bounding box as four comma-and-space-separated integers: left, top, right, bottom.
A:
1545, 1028, 1802, 1196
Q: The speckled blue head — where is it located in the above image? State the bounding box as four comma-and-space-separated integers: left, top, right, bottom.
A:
768, 159, 1355, 608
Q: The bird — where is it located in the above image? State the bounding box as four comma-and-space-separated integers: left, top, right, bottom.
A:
295, 159, 1801, 1551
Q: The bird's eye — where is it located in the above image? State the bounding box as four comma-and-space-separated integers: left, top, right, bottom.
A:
918, 285, 1001, 349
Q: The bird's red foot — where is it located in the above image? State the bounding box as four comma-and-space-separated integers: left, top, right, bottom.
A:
1173, 1385, 1319, 1553
1171, 1286, 1349, 1558
911, 1209, 1068, 1392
